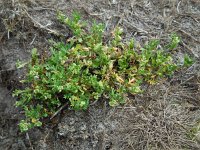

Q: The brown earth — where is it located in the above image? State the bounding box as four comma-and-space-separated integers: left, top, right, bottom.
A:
0, 0, 200, 149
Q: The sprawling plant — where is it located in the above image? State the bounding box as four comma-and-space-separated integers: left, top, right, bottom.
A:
13, 12, 184, 132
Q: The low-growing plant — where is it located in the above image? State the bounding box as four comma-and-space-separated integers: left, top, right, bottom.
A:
13, 12, 186, 132
187, 121, 200, 141
183, 54, 194, 67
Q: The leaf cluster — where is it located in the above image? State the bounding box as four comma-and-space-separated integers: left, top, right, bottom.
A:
13, 12, 183, 132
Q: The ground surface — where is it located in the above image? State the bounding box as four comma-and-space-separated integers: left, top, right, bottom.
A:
0, 0, 200, 150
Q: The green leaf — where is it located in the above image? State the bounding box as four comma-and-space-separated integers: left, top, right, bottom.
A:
183, 54, 194, 67
19, 120, 30, 132
166, 33, 180, 50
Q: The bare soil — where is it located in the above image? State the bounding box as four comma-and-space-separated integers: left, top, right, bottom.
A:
0, 0, 200, 150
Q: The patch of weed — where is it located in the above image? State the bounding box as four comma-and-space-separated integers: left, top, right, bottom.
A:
13, 12, 189, 132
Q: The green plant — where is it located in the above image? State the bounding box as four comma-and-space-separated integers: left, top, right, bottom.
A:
13, 12, 184, 132
187, 121, 200, 141
166, 33, 181, 50
183, 54, 194, 67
